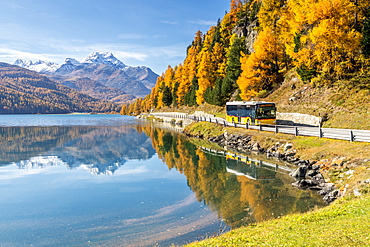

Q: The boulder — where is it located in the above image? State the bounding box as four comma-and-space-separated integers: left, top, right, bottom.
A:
289, 166, 307, 178
284, 143, 293, 151
251, 142, 261, 152
323, 190, 339, 203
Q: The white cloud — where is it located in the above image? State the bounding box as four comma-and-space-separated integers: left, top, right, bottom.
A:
159, 20, 178, 25
188, 20, 216, 26
0, 48, 64, 63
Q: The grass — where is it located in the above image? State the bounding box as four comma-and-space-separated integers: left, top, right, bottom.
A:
186, 195, 370, 246
291, 136, 370, 160
184, 121, 224, 139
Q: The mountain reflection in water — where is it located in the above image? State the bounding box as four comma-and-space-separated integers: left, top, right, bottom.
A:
0, 119, 325, 246
0, 125, 155, 175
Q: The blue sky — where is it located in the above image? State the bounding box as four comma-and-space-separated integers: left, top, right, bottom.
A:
0, 0, 230, 74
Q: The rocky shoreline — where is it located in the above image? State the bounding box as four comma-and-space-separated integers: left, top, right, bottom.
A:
192, 131, 342, 204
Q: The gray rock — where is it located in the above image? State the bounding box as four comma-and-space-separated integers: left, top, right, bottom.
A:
323, 190, 339, 203
317, 183, 335, 195
251, 143, 261, 152
312, 173, 326, 184
289, 166, 307, 178
284, 143, 293, 151
306, 169, 319, 177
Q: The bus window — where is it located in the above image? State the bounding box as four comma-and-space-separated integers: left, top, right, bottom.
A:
256, 106, 276, 119
238, 105, 251, 117
226, 105, 238, 116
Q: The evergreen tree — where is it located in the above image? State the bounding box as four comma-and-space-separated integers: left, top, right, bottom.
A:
184, 77, 198, 106
212, 77, 223, 106
172, 82, 179, 107
203, 86, 214, 105
362, 9, 370, 57
220, 35, 246, 104
162, 85, 173, 107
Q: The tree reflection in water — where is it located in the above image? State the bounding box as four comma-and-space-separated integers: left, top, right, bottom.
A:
141, 126, 326, 229
0, 123, 326, 230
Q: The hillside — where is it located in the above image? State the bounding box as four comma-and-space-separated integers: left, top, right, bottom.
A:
124, 0, 370, 130
47, 75, 136, 104
0, 63, 118, 114
265, 72, 370, 129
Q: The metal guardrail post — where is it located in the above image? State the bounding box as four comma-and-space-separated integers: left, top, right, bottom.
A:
275, 125, 278, 134
259, 124, 262, 131
246, 122, 249, 129
319, 127, 323, 138
295, 127, 298, 136
350, 130, 354, 142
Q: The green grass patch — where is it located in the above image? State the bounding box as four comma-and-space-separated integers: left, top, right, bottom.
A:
293, 136, 328, 148
184, 122, 224, 139
186, 195, 370, 247
291, 136, 370, 161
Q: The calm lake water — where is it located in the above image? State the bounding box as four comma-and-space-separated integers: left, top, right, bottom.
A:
0, 114, 325, 246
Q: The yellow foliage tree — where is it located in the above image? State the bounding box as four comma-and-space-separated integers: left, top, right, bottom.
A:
177, 32, 202, 105
283, 0, 363, 80
213, 42, 227, 78
196, 33, 216, 105
258, 0, 287, 32
237, 27, 285, 100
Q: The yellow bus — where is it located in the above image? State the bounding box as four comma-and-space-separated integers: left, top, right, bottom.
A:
226, 101, 276, 125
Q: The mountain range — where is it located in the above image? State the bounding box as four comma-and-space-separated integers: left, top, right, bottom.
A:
14, 52, 159, 103
0, 62, 118, 114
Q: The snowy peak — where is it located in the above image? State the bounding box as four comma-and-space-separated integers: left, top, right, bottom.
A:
65, 57, 81, 66
14, 59, 60, 73
81, 52, 127, 69
13, 51, 128, 73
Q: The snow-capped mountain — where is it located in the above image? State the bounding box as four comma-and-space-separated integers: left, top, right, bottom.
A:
81, 51, 127, 69
14, 52, 128, 73
13, 52, 159, 99
14, 59, 60, 73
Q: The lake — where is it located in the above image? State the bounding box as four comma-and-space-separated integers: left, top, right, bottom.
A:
0, 114, 325, 246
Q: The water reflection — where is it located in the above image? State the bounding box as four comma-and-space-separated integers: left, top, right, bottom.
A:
142, 126, 326, 229
0, 120, 325, 246
0, 125, 156, 175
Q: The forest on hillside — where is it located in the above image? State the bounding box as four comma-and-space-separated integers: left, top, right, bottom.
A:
0, 63, 118, 114
122, 0, 370, 115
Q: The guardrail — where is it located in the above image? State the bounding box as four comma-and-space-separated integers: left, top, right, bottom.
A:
150, 113, 370, 143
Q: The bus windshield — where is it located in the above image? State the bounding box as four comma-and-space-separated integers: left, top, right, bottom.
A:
255, 106, 276, 119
